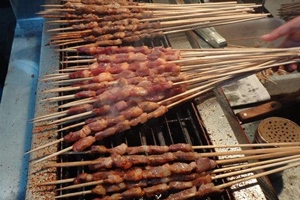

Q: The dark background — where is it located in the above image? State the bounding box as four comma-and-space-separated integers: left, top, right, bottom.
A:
0, 0, 16, 102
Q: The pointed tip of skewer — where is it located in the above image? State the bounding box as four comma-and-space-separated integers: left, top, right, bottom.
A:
56, 180, 103, 191
41, 74, 69, 81
37, 178, 74, 186
55, 48, 77, 52
54, 190, 92, 199
24, 138, 64, 155
32, 146, 73, 164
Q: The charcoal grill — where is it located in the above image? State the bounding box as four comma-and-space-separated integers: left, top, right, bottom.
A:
0, 0, 280, 199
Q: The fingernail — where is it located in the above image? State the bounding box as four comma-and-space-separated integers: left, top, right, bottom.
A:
261, 34, 269, 40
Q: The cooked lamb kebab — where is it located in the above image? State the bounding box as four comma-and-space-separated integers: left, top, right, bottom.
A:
54, 160, 216, 199
63, 101, 160, 143
91, 176, 212, 198
89, 142, 193, 156
55, 21, 160, 35
73, 171, 205, 185
68, 0, 138, 6
57, 175, 215, 199
165, 183, 224, 200
77, 45, 153, 55
40, 1, 267, 48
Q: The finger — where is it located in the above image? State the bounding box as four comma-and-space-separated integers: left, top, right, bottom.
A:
261, 16, 300, 41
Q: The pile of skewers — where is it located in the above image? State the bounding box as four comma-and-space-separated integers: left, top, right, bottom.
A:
30, 45, 300, 199
37, 142, 300, 199
278, 2, 300, 21
31, 45, 300, 162
29, 1, 300, 199
40, 0, 269, 49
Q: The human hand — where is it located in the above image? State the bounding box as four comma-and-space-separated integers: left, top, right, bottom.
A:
261, 16, 300, 72
261, 16, 300, 48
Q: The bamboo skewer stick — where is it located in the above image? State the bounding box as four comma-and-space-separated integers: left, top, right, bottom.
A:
26, 125, 85, 155
57, 66, 89, 72
53, 77, 92, 85
216, 161, 300, 190
186, 146, 300, 157
57, 97, 94, 109
54, 190, 92, 199
25, 138, 64, 155
42, 74, 69, 81
210, 154, 300, 174
40, 94, 77, 102
193, 142, 300, 149
57, 179, 103, 191
38, 178, 74, 186
214, 156, 300, 180
32, 146, 73, 164
32, 111, 68, 122
216, 149, 300, 165
48, 111, 94, 125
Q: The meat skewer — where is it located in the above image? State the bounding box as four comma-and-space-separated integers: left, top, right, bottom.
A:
52, 159, 216, 199
30, 58, 298, 162
168, 159, 300, 200
58, 154, 300, 192
43, 146, 300, 168
43, 47, 180, 80
34, 78, 221, 159
59, 172, 210, 191
53, 64, 181, 86
43, 75, 187, 103
53, 156, 300, 199
42, 47, 299, 88
56, 177, 212, 199
39, 149, 300, 187
31, 61, 296, 160
35, 76, 184, 124
58, 154, 300, 195
33, 104, 169, 163
40, 58, 276, 121
32, 48, 300, 163
39, 1, 268, 48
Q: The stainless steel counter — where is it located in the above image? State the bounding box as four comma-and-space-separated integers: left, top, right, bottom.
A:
0, 18, 43, 200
